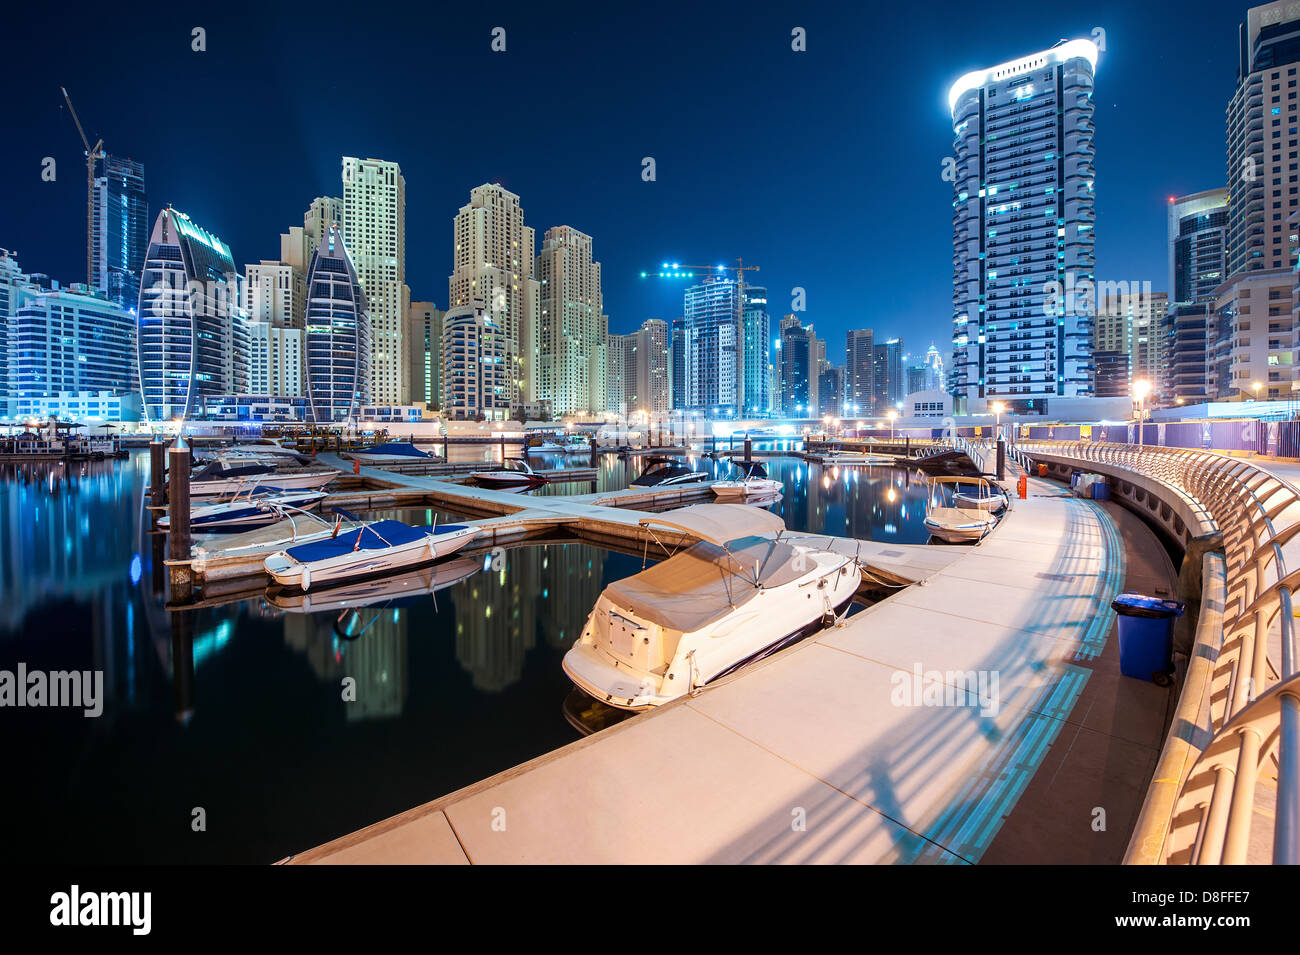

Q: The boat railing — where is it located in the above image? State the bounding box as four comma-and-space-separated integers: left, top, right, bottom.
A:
1018, 440, 1298, 865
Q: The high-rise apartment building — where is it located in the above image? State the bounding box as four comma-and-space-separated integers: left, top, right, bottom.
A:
1212, 268, 1296, 400
1167, 189, 1229, 403
442, 300, 509, 420
1093, 286, 1169, 398
1226, 1, 1300, 276
244, 261, 303, 329
872, 339, 905, 413
91, 155, 147, 311
449, 183, 540, 410
10, 285, 136, 403
342, 158, 407, 405
779, 315, 815, 416
846, 328, 874, 416
670, 317, 686, 411
305, 196, 344, 262
683, 278, 742, 415
611, 319, 670, 415
741, 286, 770, 415
949, 39, 1099, 412
136, 207, 246, 423
247, 321, 304, 398
304, 224, 371, 422
535, 226, 605, 415
407, 302, 445, 408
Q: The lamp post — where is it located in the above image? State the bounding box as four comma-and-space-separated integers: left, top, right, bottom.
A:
992, 400, 1005, 443
1253, 380, 1263, 403
1132, 379, 1152, 447
887, 409, 898, 443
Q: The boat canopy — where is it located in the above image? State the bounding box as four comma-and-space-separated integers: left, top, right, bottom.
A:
637, 503, 785, 546
604, 537, 805, 632
285, 519, 464, 563
360, 442, 429, 458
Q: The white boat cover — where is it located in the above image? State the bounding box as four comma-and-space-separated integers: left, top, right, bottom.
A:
603, 538, 807, 632
637, 503, 785, 546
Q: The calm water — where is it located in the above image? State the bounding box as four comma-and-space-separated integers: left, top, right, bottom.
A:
0, 448, 931, 863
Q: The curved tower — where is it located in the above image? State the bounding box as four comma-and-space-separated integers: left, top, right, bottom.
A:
136, 207, 239, 424
305, 223, 371, 422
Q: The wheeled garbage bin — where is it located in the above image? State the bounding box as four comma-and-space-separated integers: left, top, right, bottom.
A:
1111, 594, 1185, 685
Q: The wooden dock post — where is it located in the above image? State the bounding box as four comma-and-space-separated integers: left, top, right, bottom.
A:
443, 433, 449, 460
996, 438, 1006, 481
500, 433, 506, 460
589, 437, 597, 468
167, 439, 194, 603
149, 440, 166, 513
744, 437, 752, 462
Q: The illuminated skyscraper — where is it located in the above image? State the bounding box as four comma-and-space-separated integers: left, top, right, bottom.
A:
91, 155, 147, 310
949, 39, 1099, 412
535, 225, 604, 414
305, 224, 371, 422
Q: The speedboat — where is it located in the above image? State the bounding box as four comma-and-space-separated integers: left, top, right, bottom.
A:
819, 452, 893, 466
562, 504, 860, 710
157, 486, 326, 533
923, 476, 999, 543
266, 556, 481, 612
711, 461, 782, 499
348, 441, 432, 464
952, 482, 1009, 512
224, 440, 309, 462
523, 439, 565, 453
263, 513, 480, 591
186, 459, 339, 497
471, 458, 548, 490
630, 455, 707, 487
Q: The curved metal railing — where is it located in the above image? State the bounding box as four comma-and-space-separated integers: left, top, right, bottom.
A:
1018, 440, 1299, 865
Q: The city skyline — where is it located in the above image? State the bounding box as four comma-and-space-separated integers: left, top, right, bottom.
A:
3, 1, 1239, 364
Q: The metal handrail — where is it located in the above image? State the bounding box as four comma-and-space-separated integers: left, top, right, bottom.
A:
1020, 440, 1299, 865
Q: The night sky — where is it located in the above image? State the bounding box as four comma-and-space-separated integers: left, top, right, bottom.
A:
3, 1, 1243, 364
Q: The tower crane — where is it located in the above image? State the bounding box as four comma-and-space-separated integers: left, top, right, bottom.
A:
60, 87, 104, 289
642, 258, 760, 289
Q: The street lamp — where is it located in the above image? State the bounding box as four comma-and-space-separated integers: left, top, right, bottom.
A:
887, 409, 898, 442
1253, 381, 1263, 402
1132, 379, 1152, 447
992, 400, 1006, 443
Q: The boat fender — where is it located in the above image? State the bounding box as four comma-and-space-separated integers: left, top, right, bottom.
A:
301, 564, 311, 592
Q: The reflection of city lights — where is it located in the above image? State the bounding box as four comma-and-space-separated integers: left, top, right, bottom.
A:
822, 475, 830, 489
886, 488, 896, 502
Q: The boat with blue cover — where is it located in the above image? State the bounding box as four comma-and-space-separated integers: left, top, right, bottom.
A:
348, 441, 433, 464
157, 486, 326, 532
262, 513, 479, 591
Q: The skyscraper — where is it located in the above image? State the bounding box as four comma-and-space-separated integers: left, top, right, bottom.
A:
11, 286, 136, 404
342, 157, 407, 406
91, 155, 147, 311
305, 224, 371, 423
683, 277, 741, 415
949, 39, 1099, 412
449, 183, 540, 411
846, 329, 874, 416
136, 208, 244, 423
1167, 189, 1228, 403
872, 338, 905, 412
1227, 1, 1300, 276
305, 196, 343, 261
670, 317, 686, 412
535, 226, 605, 415
779, 315, 814, 416
741, 286, 770, 415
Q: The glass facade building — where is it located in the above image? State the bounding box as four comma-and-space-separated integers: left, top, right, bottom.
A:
11, 286, 135, 402
741, 285, 770, 415
683, 278, 740, 415
92, 156, 148, 311
305, 224, 371, 422
136, 208, 244, 424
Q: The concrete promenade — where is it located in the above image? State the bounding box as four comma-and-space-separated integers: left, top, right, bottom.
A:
287, 471, 1169, 864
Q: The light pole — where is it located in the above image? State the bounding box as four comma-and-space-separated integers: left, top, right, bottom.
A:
1253, 380, 1263, 403
1132, 379, 1152, 447
992, 400, 1005, 443
887, 409, 898, 443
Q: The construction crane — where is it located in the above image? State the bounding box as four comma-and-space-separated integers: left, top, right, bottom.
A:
60, 87, 104, 289
641, 257, 760, 288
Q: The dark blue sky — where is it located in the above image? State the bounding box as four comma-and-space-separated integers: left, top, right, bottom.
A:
3, 0, 1242, 364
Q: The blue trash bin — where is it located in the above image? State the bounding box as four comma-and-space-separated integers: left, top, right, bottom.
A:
1090, 480, 1110, 501
1111, 594, 1185, 685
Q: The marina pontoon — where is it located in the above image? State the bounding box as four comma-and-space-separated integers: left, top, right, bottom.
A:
157, 486, 326, 533
818, 452, 894, 467
562, 504, 859, 710
263, 513, 479, 591
711, 461, 782, 499
630, 455, 708, 487
923, 476, 1000, 543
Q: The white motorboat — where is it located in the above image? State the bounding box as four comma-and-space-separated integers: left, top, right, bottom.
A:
523, 439, 565, 453
157, 486, 326, 532
711, 461, 783, 499
186, 459, 339, 497
819, 452, 893, 467
348, 441, 433, 464
224, 440, 309, 462
923, 476, 1000, 543
471, 458, 549, 490
267, 556, 481, 612
630, 455, 708, 487
952, 482, 1009, 512
562, 504, 860, 711
263, 514, 480, 591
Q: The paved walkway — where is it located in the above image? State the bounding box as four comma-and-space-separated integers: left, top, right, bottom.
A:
288, 474, 1155, 864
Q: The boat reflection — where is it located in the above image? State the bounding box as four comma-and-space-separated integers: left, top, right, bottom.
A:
268, 556, 481, 615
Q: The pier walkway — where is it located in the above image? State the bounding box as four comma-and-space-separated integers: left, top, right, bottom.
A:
288, 470, 1169, 864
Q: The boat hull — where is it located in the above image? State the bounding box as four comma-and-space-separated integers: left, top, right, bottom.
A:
188, 470, 338, 497
264, 524, 479, 591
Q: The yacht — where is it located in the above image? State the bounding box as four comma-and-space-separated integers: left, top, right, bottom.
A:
186, 459, 339, 497
470, 458, 549, 490
711, 461, 782, 499
923, 476, 1000, 543
263, 514, 480, 591
630, 455, 708, 487
157, 486, 326, 533
348, 441, 433, 464
562, 504, 860, 710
